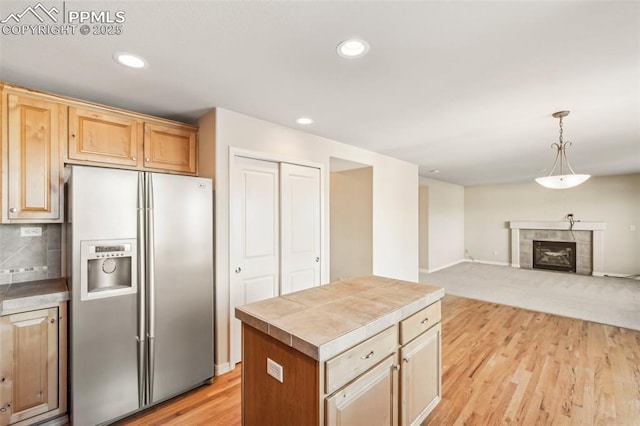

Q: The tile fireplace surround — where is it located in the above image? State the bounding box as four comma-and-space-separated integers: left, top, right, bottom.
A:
509, 221, 606, 276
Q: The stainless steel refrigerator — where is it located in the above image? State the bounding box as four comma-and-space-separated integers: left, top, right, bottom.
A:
67, 165, 214, 425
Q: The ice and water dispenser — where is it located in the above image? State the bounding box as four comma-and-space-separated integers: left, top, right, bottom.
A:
80, 239, 137, 301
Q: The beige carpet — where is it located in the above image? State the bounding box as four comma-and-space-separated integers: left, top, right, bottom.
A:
419, 262, 640, 330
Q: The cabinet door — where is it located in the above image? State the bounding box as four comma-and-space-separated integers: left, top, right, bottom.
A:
68, 106, 139, 167
400, 323, 441, 426
143, 122, 197, 174
325, 355, 398, 426
0, 308, 59, 424
5, 94, 64, 222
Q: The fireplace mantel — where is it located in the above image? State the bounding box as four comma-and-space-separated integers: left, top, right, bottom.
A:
510, 221, 606, 231
509, 220, 606, 276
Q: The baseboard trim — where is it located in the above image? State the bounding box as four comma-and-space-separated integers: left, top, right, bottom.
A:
41, 415, 69, 426
214, 362, 231, 376
419, 268, 429, 274
594, 271, 636, 278
426, 259, 466, 273
466, 259, 511, 267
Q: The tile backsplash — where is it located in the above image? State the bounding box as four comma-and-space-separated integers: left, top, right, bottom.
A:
0, 224, 62, 285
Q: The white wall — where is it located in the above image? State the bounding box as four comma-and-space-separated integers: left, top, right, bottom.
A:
418, 185, 429, 270
464, 174, 640, 275
200, 108, 419, 374
330, 167, 373, 281
419, 177, 465, 272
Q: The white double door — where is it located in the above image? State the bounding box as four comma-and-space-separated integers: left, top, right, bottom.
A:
230, 156, 321, 365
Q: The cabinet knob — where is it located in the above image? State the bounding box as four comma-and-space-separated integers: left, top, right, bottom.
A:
315, 257, 320, 262
71, 133, 76, 138
420, 317, 429, 324
403, 357, 410, 363
132, 157, 137, 161
1, 377, 5, 382
0, 407, 5, 412
145, 158, 150, 162
50, 318, 56, 324
235, 267, 242, 274
9, 208, 17, 213
394, 364, 401, 371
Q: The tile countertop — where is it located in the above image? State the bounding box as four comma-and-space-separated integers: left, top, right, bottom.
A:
235, 275, 445, 362
0, 278, 69, 316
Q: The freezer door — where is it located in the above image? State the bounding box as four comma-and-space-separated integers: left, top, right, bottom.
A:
68, 166, 140, 426
148, 173, 214, 402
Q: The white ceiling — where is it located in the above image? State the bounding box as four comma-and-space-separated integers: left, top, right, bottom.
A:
1, 1, 638, 186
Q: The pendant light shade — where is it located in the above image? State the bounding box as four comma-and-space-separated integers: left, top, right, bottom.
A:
535, 111, 590, 189
535, 174, 591, 189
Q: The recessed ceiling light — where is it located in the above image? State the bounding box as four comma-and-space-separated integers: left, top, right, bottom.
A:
429, 169, 440, 174
296, 117, 314, 125
337, 39, 370, 58
113, 52, 147, 69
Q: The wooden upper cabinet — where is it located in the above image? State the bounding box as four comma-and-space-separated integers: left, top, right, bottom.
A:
2, 83, 199, 181
143, 122, 197, 174
4, 93, 64, 222
68, 106, 140, 167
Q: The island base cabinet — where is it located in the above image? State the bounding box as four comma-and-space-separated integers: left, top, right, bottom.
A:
400, 323, 442, 426
236, 280, 444, 426
325, 355, 398, 426
242, 324, 320, 426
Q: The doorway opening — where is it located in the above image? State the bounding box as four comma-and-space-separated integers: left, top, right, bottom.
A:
329, 157, 373, 281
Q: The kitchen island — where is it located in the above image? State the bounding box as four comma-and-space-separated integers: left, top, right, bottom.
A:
235, 275, 444, 426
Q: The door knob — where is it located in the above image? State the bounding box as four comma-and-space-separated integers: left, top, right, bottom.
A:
315, 257, 320, 262
235, 267, 241, 274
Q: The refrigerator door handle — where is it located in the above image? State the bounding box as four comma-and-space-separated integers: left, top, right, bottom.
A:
146, 173, 156, 403
137, 172, 147, 408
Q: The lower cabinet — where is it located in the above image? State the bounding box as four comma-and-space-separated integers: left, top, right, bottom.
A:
400, 324, 442, 426
325, 355, 398, 426
0, 303, 67, 426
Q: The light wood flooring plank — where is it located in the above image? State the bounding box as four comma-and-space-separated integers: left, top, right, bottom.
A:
119, 295, 640, 425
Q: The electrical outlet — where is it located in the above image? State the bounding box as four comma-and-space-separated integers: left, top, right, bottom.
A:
20, 227, 42, 237
631, 225, 636, 232
267, 357, 283, 383
493, 250, 498, 256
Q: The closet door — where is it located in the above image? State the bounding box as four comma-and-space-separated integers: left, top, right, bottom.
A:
230, 156, 280, 365
280, 163, 321, 295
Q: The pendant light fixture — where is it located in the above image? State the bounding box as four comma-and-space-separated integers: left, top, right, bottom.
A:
535, 111, 590, 189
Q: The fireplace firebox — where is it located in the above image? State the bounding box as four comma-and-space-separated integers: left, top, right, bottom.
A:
533, 240, 577, 273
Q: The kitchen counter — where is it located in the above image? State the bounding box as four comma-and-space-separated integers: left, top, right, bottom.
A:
0, 277, 69, 315
235, 275, 444, 361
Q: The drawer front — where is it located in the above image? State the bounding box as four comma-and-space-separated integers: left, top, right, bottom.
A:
325, 326, 398, 395
400, 301, 441, 345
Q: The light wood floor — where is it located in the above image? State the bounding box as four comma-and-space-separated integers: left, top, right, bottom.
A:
120, 295, 640, 425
